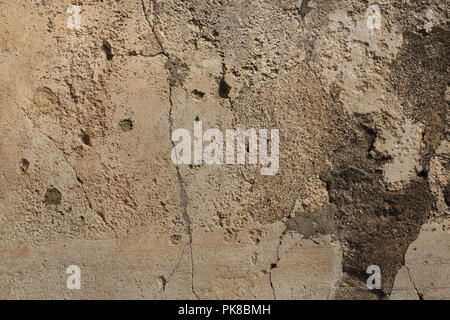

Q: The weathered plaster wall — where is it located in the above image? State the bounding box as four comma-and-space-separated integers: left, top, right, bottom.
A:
0, 0, 448, 299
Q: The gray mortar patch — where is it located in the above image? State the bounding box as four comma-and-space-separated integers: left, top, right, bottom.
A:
285, 204, 336, 239
164, 57, 189, 87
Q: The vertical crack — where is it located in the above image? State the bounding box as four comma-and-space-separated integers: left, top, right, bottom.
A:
167, 85, 199, 300
298, 0, 312, 18
269, 274, 276, 300
141, 0, 198, 299
268, 230, 286, 300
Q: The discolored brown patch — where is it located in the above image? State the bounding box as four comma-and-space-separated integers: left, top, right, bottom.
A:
321, 117, 434, 295
390, 28, 449, 154
444, 183, 450, 207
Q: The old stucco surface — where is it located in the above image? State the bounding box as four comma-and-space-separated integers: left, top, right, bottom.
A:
0, 0, 448, 299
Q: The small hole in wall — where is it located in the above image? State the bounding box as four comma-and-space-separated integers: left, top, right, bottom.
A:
44, 187, 62, 205
218, 78, 231, 98
159, 276, 167, 290
20, 158, 30, 173
170, 234, 182, 244
417, 169, 428, 179
81, 131, 91, 146
191, 89, 205, 100
194, 116, 200, 122
101, 40, 114, 61
119, 119, 133, 132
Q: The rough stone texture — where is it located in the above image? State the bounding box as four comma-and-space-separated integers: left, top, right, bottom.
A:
0, 0, 448, 299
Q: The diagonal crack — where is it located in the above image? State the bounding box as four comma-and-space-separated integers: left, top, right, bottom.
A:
305, 60, 329, 99
141, 0, 167, 58
405, 266, 424, 300
269, 226, 318, 300
64, 154, 146, 298
155, 241, 190, 298
101, 212, 146, 299
22, 111, 146, 298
